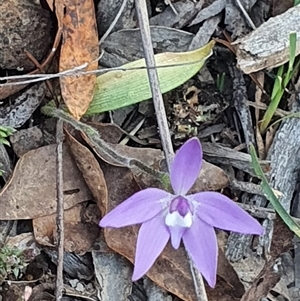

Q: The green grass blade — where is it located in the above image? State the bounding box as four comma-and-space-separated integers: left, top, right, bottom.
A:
260, 87, 284, 132
250, 144, 300, 237
268, 112, 300, 129
270, 66, 283, 100
260, 32, 299, 133
288, 32, 297, 72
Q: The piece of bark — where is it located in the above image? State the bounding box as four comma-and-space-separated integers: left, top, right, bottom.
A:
92, 250, 133, 301
202, 142, 269, 176
228, 63, 255, 149
0, 83, 47, 128
234, 5, 300, 73
10, 127, 44, 157
144, 278, 172, 301
47, 251, 94, 280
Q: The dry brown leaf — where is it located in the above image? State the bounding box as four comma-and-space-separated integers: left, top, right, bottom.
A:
112, 143, 229, 192
240, 262, 280, 301
270, 216, 294, 259
271, 0, 294, 16
59, 0, 99, 119
217, 248, 245, 298
0, 144, 92, 220
86, 122, 124, 144
45, 0, 54, 11
65, 129, 108, 216
33, 203, 100, 254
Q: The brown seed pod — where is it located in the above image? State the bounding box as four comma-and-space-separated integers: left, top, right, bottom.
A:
0, 0, 52, 71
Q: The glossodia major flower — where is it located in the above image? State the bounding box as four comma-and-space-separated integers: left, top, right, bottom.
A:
99, 138, 264, 287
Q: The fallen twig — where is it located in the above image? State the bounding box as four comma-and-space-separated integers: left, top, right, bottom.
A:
55, 119, 65, 301
134, 0, 174, 169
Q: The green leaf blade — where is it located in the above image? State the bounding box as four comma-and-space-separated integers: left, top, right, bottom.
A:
250, 144, 300, 237
86, 41, 215, 116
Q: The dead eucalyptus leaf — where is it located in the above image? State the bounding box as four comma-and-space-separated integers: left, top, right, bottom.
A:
60, 0, 99, 119
65, 129, 108, 216
0, 144, 92, 220
86, 122, 124, 144
33, 203, 100, 254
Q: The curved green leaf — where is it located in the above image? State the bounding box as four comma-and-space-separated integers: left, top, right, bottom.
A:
250, 144, 300, 237
86, 41, 215, 115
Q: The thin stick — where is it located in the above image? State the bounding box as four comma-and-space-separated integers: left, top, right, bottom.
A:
134, 0, 174, 170
164, 0, 178, 15
188, 255, 209, 301
55, 119, 65, 301
99, 0, 128, 45
0, 58, 205, 87
235, 0, 256, 30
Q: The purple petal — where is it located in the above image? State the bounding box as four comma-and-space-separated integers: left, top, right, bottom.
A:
170, 138, 203, 195
183, 218, 218, 287
99, 188, 171, 228
191, 192, 264, 235
169, 226, 186, 249
132, 215, 170, 281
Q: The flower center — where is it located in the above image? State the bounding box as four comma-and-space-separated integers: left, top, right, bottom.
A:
165, 196, 193, 228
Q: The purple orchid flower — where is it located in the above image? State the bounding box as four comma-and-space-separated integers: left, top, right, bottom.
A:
99, 138, 264, 287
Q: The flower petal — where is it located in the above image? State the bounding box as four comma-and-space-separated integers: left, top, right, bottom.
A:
183, 218, 218, 287
132, 215, 170, 281
170, 138, 203, 195
99, 188, 172, 228
191, 192, 264, 235
168, 226, 186, 249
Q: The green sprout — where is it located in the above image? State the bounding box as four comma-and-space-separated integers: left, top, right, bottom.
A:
260, 32, 300, 132
216, 72, 225, 93
0, 125, 16, 146
295, 0, 300, 6
0, 246, 28, 284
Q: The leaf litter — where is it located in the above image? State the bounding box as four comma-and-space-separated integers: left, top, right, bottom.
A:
1, 0, 300, 300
